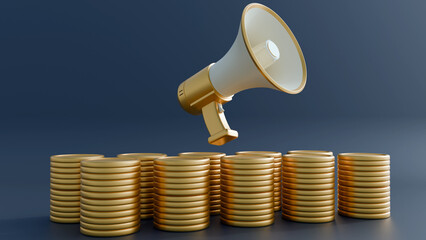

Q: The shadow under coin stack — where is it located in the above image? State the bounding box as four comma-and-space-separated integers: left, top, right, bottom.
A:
281, 154, 335, 223
220, 155, 275, 227
337, 153, 391, 219
50, 154, 104, 223
236, 151, 282, 211
153, 156, 210, 232
178, 152, 226, 215
80, 158, 141, 237
117, 153, 167, 219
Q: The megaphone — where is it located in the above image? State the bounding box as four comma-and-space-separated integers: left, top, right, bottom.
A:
178, 3, 307, 146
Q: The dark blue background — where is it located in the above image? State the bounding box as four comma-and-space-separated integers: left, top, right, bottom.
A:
1, 0, 425, 239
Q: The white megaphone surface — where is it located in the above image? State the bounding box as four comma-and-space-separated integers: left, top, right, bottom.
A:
209, 5, 306, 97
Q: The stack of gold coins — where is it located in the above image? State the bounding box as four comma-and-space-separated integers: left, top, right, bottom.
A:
50, 154, 104, 223
117, 153, 167, 219
153, 156, 210, 232
287, 150, 333, 156
80, 158, 141, 237
236, 151, 282, 211
281, 154, 335, 223
220, 155, 275, 227
178, 152, 226, 215
337, 153, 391, 219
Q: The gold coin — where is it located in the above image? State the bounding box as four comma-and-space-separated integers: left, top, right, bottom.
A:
282, 187, 335, 196
220, 206, 274, 216
282, 182, 335, 190
81, 184, 139, 192
140, 161, 154, 167
140, 182, 154, 188
210, 199, 220, 205
338, 209, 390, 219
80, 202, 139, 212
338, 174, 390, 182
210, 160, 221, 165
50, 178, 80, 184
50, 162, 80, 168
154, 199, 209, 208
282, 212, 334, 223
221, 184, 274, 193
50, 215, 79, 223
140, 176, 154, 182
274, 206, 281, 211
153, 222, 209, 232
154, 170, 209, 178
338, 195, 390, 203
210, 185, 220, 190
50, 172, 80, 179
338, 205, 391, 214
221, 190, 273, 199
221, 196, 273, 204
210, 189, 220, 195
80, 220, 140, 231
274, 176, 281, 182
117, 153, 167, 161
154, 164, 210, 172
220, 217, 274, 227
283, 154, 334, 162
50, 189, 80, 196
273, 182, 280, 188
338, 169, 389, 177
155, 216, 209, 226
210, 174, 221, 180
51, 154, 104, 163
80, 214, 139, 224
210, 209, 220, 215
50, 210, 80, 218
221, 173, 273, 181
282, 177, 334, 184
221, 202, 274, 210
81, 172, 139, 180
50, 205, 79, 212
338, 199, 390, 208
140, 213, 153, 219
221, 156, 274, 165
282, 198, 334, 207
338, 190, 390, 198
338, 159, 390, 166
140, 192, 154, 198
154, 187, 208, 196
221, 168, 274, 176
140, 197, 154, 203
153, 210, 209, 220
283, 209, 334, 218
140, 203, 154, 208
179, 152, 225, 159
235, 151, 281, 158
338, 180, 390, 188
221, 179, 273, 187
50, 194, 80, 201
282, 166, 334, 173
282, 172, 334, 179
140, 208, 154, 214
50, 199, 79, 207
81, 208, 139, 218
81, 190, 139, 199
221, 162, 274, 170
50, 183, 80, 190
210, 195, 221, 200
338, 153, 390, 161
287, 150, 333, 156
81, 165, 140, 174
154, 156, 210, 166
140, 188, 154, 193
80, 196, 139, 206
50, 167, 80, 174
154, 205, 209, 214
281, 202, 334, 212
210, 164, 221, 170
154, 194, 208, 202
282, 161, 334, 168
338, 185, 390, 193
210, 169, 220, 175
282, 193, 334, 201
221, 213, 274, 221
141, 172, 154, 177
273, 162, 281, 168
154, 182, 209, 189
81, 158, 139, 168
338, 164, 390, 172
80, 225, 140, 237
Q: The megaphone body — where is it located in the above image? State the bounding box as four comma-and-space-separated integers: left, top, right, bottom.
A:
178, 3, 307, 146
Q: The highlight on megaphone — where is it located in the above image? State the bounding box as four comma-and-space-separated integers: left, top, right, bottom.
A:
177, 3, 307, 146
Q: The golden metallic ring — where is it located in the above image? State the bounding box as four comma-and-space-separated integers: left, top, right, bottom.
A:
80, 225, 140, 237
81, 184, 139, 192
282, 172, 334, 179
50, 210, 80, 218
283, 209, 334, 218
140, 188, 154, 193
81, 190, 139, 199
220, 196, 273, 204
154, 194, 208, 202
154, 205, 209, 214
210, 199, 220, 205
282, 177, 334, 184
140, 192, 155, 198
50, 215, 79, 223
80, 208, 139, 218
338, 170, 389, 177
221, 173, 273, 181
338, 195, 390, 203
154, 182, 209, 189
153, 222, 209, 232
154, 187, 208, 196
153, 210, 209, 220
220, 168, 274, 176
283, 154, 334, 162
221, 184, 273, 193
210, 185, 220, 190
338, 185, 390, 193
338, 209, 390, 219
210, 174, 221, 180
80, 220, 140, 231
221, 202, 273, 210
140, 197, 154, 204
80, 214, 139, 224
282, 212, 334, 223
140, 208, 154, 214
282, 161, 334, 168
50, 167, 80, 174
338, 199, 390, 209
141, 165, 154, 171
50, 199, 79, 207
338, 175, 390, 182
50, 194, 80, 201
220, 217, 274, 227
220, 206, 274, 216
50, 178, 80, 184
117, 153, 167, 161
154, 170, 209, 178
50, 172, 80, 179
140, 176, 154, 182
210, 169, 220, 175
221, 157, 274, 165
50, 183, 80, 190
81, 158, 139, 168
154, 164, 210, 172
81, 172, 139, 180
154, 157, 210, 166
155, 216, 209, 226
221, 179, 273, 187
80, 202, 139, 212
338, 190, 390, 198
338, 153, 390, 161
81, 165, 140, 174
221, 213, 274, 221
140, 182, 154, 188
140, 203, 154, 209
154, 199, 209, 208
221, 163, 274, 170
274, 176, 281, 182
210, 160, 221, 165
282, 182, 334, 190
281, 193, 334, 201
287, 150, 333, 156
50, 162, 80, 168
235, 151, 281, 158
50, 189, 80, 196
281, 202, 334, 212
282, 198, 334, 207
178, 151, 225, 159
210, 195, 221, 201
50, 205, 79, 213
140, 161, 154, 167
282, 187, 334, 196
273, 162, 281, 168
338, 180, 390, 188
141, 172, 154, 177
338, 164, 390, 172
51, 154, 104, 163
338, 159, 390, 166
220, 190, 273, 199
282, 166, 334, 173
338, 205, 391, 214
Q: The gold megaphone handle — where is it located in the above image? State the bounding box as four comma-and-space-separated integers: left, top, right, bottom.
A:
201, 101, 238, 146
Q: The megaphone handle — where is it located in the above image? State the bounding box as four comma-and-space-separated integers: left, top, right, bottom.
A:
201, 101, 238, 146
